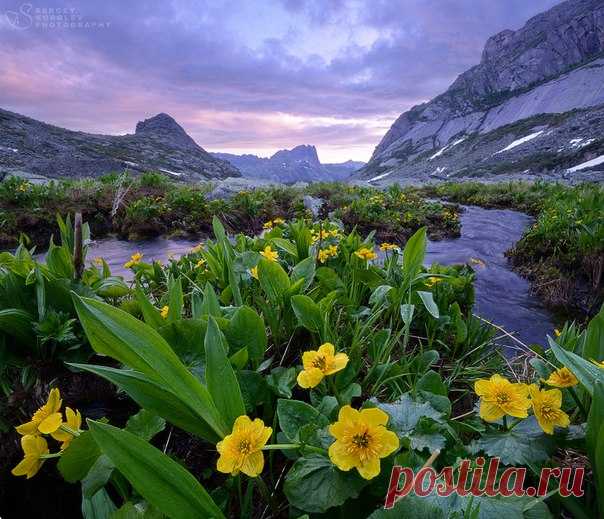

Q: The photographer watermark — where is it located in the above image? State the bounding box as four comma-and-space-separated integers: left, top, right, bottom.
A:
385, 455, 585, 509
5, 3, 110, 30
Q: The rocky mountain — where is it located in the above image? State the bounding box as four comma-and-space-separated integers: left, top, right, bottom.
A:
356, 0, 604, 184
213, 145, 363, 183
0, 110, 240, 181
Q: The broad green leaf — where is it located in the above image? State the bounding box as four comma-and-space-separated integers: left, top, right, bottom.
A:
291, 294, 323, 334
583, 305, 604, 361
0, 308, 35, 343
88, 420, 225, 519
202, 282, 222, 317
258, 258, 290, 305
58, 430, 101, 483
549, 337, 604, 395
402, 227, 426, 280
81, 488, 116, 519
267, 366, 297, 398
82, 454, 114, 499
226, 306, 267, 365
284, 455, 367, 514
369, 285, 393, 307
72, 294, 227, 438
205, 316, 246, 429
417, 290, 439, 319
167, 276, 184, 322
277, 399, 327, 442
125, 409, 166, 441
272, 237, 298, 259
291, 257, 316, 291
70, 364, 219, 442
96, 277, 130, 298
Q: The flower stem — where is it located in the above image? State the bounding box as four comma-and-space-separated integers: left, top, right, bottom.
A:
568, 387, 588, 420
262, 443, 300, 450
40, 452, 62, 459
59, 424, 81, 437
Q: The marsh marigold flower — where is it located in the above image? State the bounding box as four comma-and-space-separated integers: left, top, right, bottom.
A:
195, 258, 206, 269
260, 245, 278, 262
249, 266, 258, 279
11, 435, 49, 479
379, 243, 399, 252
544, 367, 578, 388
474, 374, 530, 422
554, 329, 561, 337
272, 217, 285, 225
354, 247, 377, 261
262, 221, 273, 230
51, 407, 82, 450
160, 305, 169, 319
16, 388, 62, 436
426, 276, 443, 287
124, 252, 143, 269
216, 416, 272, 477
529, 385, 570, 434
297, 343, 349, 388
328, 406, 399, 480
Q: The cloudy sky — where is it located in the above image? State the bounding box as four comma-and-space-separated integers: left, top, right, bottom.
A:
0, 0, 560, 162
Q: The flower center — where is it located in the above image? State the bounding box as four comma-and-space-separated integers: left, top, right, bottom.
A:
540, 405, 557, 420
352, 431, 371, 449
238, 439, 252, 455
495, 392, 511, 405
312, 356, 327, 371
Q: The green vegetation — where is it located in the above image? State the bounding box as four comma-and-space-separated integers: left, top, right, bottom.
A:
415, 181, 604, 317
1, 213, 603, 518
0, 175, 459, 246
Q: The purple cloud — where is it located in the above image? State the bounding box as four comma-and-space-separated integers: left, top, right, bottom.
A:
0, 0, 561, 162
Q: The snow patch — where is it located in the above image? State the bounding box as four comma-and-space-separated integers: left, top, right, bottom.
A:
368, 171, 392, 182
123, 161, 139, 167
433, 166, 447, 175
429, 137, 466, 160
159, 168, 183, 177
0, 146, 18, 153
495, 130, 544, 154
567, 154, 604, 173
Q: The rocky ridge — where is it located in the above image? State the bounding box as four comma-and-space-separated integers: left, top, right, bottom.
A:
356, 0, 604, 184
0, 110, 240, 181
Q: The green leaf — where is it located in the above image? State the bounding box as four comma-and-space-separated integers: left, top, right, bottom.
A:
205, 316, 246, 429
400, 304, 414, 326
125, 409, 166, 441
277, 399, 327, 442
549, 337, 604, 395
134, 285, 163, 329
96, 277, 130, 298
81, 488, 116, 519
88, 420, 225, 519
583, 305, 604, 361
417, 290, 439, 319
70, 364, 219, 442
226, 306, 267, 365
369, 285, 393, 307
167, 276, 183, 322
82, 454, 114, 499
58, 430, 101, 483
587, 380, 604, 508
470, 417, 555, 466
202, 282, 222, 317
291, 257, 316, 291
258, 258, 290, 305
72, 294, 227, 439
0, 308, 35, 343
402, 227, 426, 280
284, 455, 367, 514
267, 366, 297, 398
291, 294, 324, 334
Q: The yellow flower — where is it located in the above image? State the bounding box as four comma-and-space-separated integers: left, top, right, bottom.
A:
543, 367, 578, 388
426, 276, 442, 287
216, 416, 272, 477
591, 359, 604, 369
11, 435, 49, 479
160, 305, 169, 319
379, 242, 398, 252
529, 385, 570, 435
195, 258, 206, 269
327, 244, 338, 256
354, 247, 377, 261
262, 221, 274, 230
272, 217, 285, 225
50, 407, 82, 450
554, 329, 561, 337
124, 252, 143, 268
328, 229, 341, 238
260, 245, 279, 262
16, 388, 63, 436
318, 249, 331, 263
328, 406, 399, 480
190, 243, 204, 254
250, 266, 258, 279
474, 374, 531, 422
297, 343, 349, 388
311, 229, 331, 243
93, 257, 104, 266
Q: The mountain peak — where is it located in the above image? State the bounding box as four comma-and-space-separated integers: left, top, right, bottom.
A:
135, 113, 197, 149
271, 144, 320, 166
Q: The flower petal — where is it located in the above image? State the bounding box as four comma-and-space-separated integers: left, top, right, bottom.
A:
359, 407, 389, 427
479, 401, 504, 422
375, 429, 400, 457
328, 441, 356, 471
326, 353, 349, 374
38, 412, 62, 434
357, 457, 381, 480
240, 451, 264, 477
474, 379, 491, 397
15, 421, 39, 436
11, 456, 39, 478
317, 343, 335, 357
216, 452, 238, 475
297, 368, 324, 388
46, 388, 62, 413
301, 351, 319, 370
